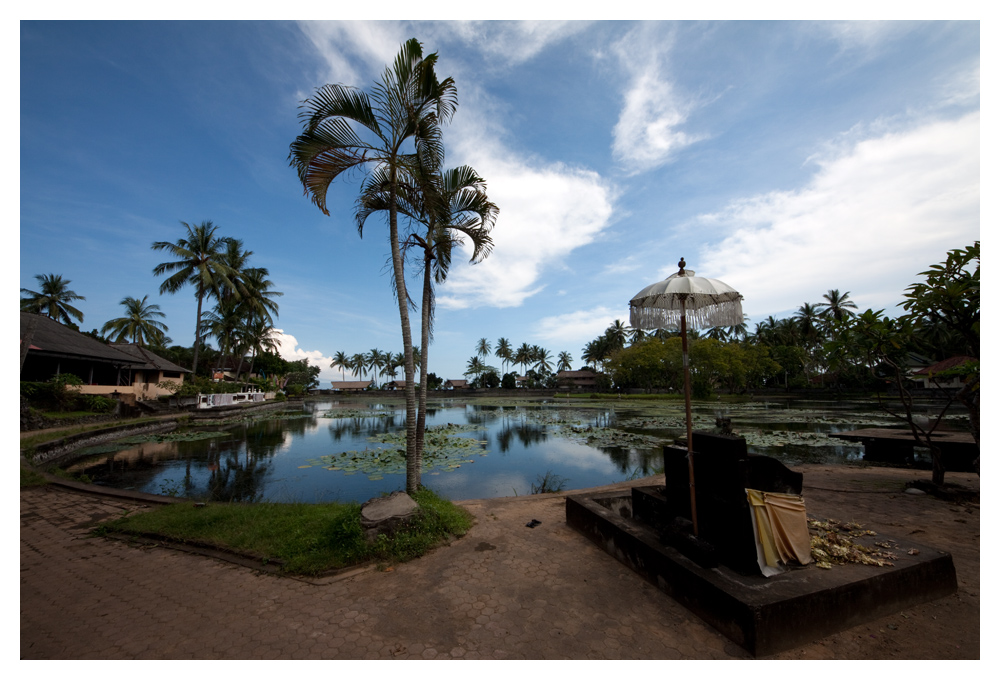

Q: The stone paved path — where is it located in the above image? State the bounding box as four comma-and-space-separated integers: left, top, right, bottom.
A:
20, 466, 979, 660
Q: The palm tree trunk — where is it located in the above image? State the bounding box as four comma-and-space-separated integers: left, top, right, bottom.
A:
192, 287, 205, 374
387, 170, 419, 494
416, 249, 433, 479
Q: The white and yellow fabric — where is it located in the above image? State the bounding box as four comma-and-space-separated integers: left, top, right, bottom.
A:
746, 489, 813, 577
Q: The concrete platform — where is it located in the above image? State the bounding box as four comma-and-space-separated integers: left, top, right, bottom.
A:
565, 488, 958, 657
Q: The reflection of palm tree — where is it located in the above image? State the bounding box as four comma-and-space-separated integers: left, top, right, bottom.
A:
21, 273, 86, 325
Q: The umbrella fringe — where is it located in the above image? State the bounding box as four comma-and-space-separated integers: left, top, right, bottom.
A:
630, 300, 744, 331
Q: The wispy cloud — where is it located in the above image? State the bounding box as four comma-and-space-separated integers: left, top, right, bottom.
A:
441, 20, 589, 67
611, 25, 705, 174
694, 112, 980, 317
535, 306, 626, 347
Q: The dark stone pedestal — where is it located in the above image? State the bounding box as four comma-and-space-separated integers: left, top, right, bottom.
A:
566, 488, 957, 657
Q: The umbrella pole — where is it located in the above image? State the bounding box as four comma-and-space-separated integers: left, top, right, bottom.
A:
680, 298, 698, 536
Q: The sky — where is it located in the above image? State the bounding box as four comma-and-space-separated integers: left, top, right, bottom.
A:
19, 19, 981, 386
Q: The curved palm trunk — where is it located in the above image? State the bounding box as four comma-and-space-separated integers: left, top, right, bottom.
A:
387, 170, 419, 494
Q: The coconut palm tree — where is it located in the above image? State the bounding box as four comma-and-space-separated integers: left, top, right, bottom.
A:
606, 320, 628, 353
557, 351, 573, 373
289, 38, 455, 494
20, 274, 86, 325
514, 343, 533, 375
795, 302, 823, 346
152, 220, 239, 374
367, 348, 383, 384
628, 326, 646, 345
464, 356, 485, 378
100, 295, 169, 346
495, 338, 512, 374
351, 353, 368, 382
476, 338, 491, 360
331, 351, 350, 381
819, 289, 858, 322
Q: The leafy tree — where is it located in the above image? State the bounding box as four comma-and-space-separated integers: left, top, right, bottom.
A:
290, 39, 455, 494
101, 295, 168, 346
900, 242, 979, 358
21, 274, 86, 325
152, 220, 239, 374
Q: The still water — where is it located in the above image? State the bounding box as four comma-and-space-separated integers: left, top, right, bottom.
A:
66, 398, 937, 504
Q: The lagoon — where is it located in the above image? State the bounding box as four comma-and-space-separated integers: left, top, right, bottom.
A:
65, 396, 953, 503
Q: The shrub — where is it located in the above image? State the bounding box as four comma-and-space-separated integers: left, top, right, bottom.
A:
77, 394, 117, 414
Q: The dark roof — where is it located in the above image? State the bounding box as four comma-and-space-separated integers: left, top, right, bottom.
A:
913, 356, 976, 376
21, 312, 143, 366
556, 370, 598, 379
331, 381, 372, 390
111, 344, 191, 373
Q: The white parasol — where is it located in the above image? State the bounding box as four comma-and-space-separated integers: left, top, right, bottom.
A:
629, 258, 743, 535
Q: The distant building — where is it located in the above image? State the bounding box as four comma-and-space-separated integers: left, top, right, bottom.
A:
444, 379, 469, 390
555, 370, 600, 390
330, 380, 372, 392
912, 356, 976, 389
20, 312, 189, 403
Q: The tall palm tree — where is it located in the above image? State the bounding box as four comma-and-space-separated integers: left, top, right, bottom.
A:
289, 38, 456, 495
819, 289, 858, 322
152, 220, 239, 374
628, 326, 646, 345
606, 320, 628, 353
351, 353, 368, 383
367, 348, 383, 384
20, 274, 86, 325
476, 338, 491, 360
515, 343, 533, 375
557, 351, 573, 373
331, 351, 350, 381
100, 295, 168, 346
495, 338, 512, 374
362, 161, 496, 475
464, 356, 485, 378
795, 302, 823, 345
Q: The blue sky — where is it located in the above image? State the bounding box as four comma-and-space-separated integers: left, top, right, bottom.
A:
19, 20, 981, 385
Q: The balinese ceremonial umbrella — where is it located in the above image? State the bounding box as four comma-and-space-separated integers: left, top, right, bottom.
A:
629, 258, 743, 535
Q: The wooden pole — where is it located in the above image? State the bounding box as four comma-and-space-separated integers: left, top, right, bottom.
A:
680, 296, 698, 536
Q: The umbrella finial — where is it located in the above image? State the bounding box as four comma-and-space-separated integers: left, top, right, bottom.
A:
678, 257, 686, 274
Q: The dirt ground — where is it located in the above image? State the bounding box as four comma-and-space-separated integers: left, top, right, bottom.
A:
769, 465, 980, 659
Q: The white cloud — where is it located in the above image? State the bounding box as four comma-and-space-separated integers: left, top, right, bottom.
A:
535, 306, 626, 347
273, 329, 346, 383
611, 26, 705, 174
694, 112, 980, 318
437, 117, 616, 310
297, 22, 405, 86
442, 20, 589, 66
821, 21, 916, 56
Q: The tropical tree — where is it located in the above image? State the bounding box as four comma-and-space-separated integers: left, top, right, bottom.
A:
606, 320, 629, 353
351, 353, 368, 382
100, 295, 168, 346
533, 347, 553, 373
476, 338, 492, 361
289, 38, 456, 494
20, 274, 86, 325
152, 220, 239, 374
819, 289, 858, 322
495, 338, 512, 374
557, 351, 573, 373
367, 348, 384, 384
331, 351, 350, 381
515, 342, 533, 375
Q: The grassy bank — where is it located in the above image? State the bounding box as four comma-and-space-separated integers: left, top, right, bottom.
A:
97, 487, 473, 575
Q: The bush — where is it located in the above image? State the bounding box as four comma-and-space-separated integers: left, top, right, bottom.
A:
501, 372, 517, 389
77, 394, 116, 414
274, 392, 288, 402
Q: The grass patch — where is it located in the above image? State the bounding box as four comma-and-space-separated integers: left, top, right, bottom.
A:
20, 416, 187, 451
97, 487, 473, 575
41, 410, 110, 420
20, 466, 48, 488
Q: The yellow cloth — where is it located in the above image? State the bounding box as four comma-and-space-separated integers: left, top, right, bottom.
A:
746, 489, 813, 569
